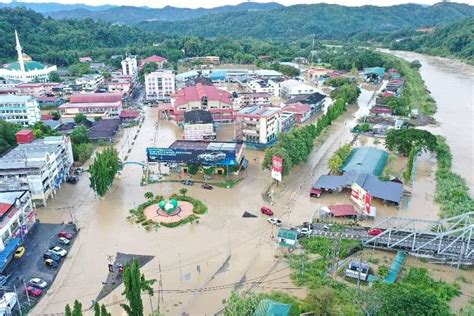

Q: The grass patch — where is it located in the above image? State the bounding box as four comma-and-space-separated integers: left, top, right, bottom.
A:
172, 194, 208, 215
160, 214, 199, 228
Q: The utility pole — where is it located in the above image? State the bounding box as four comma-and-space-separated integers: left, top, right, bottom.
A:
22, 281, 31, 307
13, 284, 22, 316
178, 253, 183, 284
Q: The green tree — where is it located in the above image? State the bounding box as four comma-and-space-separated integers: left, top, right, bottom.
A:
203, 166, 215, 175
0, 121, 22, 155
74, 113, 87, 124
69, 62, 92, 76
32, 121, 59, 138
120, 259, 156, 316
71, 126, 89, 145
144, 191, 154, 200
385, 128, 437, 156
94, 302, 111, 316
101, 70, 112, 79
65, 304, 72, 316
89, 147, 120, 197
179, 188, 188, 196
187, 164, 199, 175
328, 155, 344, 174
72, 143, 94, 163
48, 71, 62, 82
66, 300, 83, 316
51, 111, 61, 120
223, 291, 260, 316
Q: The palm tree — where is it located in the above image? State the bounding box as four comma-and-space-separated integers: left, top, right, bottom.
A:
179, 188, 188, 196
144, 192, 154, 200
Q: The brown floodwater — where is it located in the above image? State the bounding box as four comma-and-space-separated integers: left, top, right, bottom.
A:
388, 51, 474, 194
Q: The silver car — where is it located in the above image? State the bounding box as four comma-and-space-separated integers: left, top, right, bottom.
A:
49, 246, 67, 257
29, 278, 48, 289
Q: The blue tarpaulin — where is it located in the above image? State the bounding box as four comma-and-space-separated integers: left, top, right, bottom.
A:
0, 238, 21, 272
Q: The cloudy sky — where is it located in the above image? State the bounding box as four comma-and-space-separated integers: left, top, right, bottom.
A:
2, 0, 472, 8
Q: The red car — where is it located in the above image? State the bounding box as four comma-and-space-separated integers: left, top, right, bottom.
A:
368, 228, 383, 236
260, 206, 273, 216
58, 231, 73, 239
25, 286, 42, 297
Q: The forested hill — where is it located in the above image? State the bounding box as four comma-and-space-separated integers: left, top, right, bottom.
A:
390, 18, 474, 64
139, 2, 474, 40
0, 8, 163, 66
42, 2, 282, 24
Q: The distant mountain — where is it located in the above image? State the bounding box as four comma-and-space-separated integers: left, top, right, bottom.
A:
45, 2, 284, 24
0, 1, 114, 13
138, 2, 474, 40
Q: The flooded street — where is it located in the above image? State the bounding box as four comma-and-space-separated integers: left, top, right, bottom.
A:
389, 51, 474, 194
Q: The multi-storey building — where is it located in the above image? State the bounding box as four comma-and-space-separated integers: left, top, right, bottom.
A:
0, 190, 36, 271
0, 134, 74, 205
0, 95, 40, 126
145, 70, 176, 102
235, 106, 281, 149
280, 79, 318, 99
15, 82, 61, 97
236, 93, 272, 108
75, 74, 104, 92
58, 93, 123, 121
247, 79, 280, 96
170, 83, 234, 123
121, 57, 138, 80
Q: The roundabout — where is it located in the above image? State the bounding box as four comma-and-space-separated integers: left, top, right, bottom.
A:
143, 199, 195, 224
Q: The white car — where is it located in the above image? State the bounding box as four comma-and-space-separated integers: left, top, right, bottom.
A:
29, 278, 48, 289
267, 218, 282, 226
49, 246, 67, 257
58, 237, 70, 245
298, 228, 312, 236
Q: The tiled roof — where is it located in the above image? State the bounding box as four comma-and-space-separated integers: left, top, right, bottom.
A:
173, 83, 232, 107
282, 102, 311, 114
119, 110, 140, 119
69, 93, 122, 104
141, 55, 167, 64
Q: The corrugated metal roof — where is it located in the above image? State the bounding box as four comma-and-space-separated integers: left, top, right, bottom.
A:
342, 147, 388, 176
69, 93, 122, 104
254, 299, 291, 316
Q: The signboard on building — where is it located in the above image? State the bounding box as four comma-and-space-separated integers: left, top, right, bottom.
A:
146, 147, 237, 166
271, 156, 283, 182
351, 183, 374, 216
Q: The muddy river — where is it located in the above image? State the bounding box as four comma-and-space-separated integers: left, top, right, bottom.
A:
388, 51, 474, 194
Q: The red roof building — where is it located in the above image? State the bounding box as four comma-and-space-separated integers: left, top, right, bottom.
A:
119, 110, 140, 120
328, 205, 358, 217
282, 102, 311, 123
58, 93, 123, 120
170, 84, 234, 123
41, 114, 53, 120
140, 55, 168, 68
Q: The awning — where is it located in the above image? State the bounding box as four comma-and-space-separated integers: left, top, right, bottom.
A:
0, 238, 21, 272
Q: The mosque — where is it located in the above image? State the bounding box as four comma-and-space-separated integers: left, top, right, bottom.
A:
0, 31, 57, 83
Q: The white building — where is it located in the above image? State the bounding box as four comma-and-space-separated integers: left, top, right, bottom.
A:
235, 106, 281, 148
280, 79, 318, 99
0, 95, 40, 126
121, 57, 138, 80
0, 190, 35, 252
145, 70, 176, 102
75, 74, 104, 92
247, 79, 280, 97
0, 136, 74, 205
0, 31, 57, 83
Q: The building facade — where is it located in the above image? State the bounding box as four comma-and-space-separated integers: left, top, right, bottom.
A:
235, 106, 281, 148
75, 74, 104, 92
121, 57, 138, 80
0, 95, 40, 126
170, 83, 234, 123
247, 79, 280, 96
145, 70, 176, 102
0, 31, 57, 83
0, 190, 35, 272
237, 93, 272, 108
58, 93, 123, 121
0, 135, 74, 205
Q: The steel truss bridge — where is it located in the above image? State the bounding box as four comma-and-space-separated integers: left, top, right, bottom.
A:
363, 212, 474, 265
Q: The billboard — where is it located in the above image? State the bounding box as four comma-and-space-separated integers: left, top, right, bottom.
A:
351, 183, 374, 216
146, 147, 238, 166
271, 156, 283, 182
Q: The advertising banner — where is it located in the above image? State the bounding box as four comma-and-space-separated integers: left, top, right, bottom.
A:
351, 183, 374, 216
147, 147, 237, 166
271, 156, 283, 182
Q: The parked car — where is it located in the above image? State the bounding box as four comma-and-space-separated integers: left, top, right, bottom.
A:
58, 237, 71, 245
58, 231, 73, 239
43, 251, 61, 262
267, 218, 282, 226
14, 247, 25, 258
49, 246, 67, 257
298, 227, 312, 236
260, 206, 273, 216
368, 228, 383, 236
25, 286, 42, 297
181, 179, 194, 186
0, 273, 10, 286
44, 259, 59, 268
66, 176, 78, 184
29, 278, 48, 289
201, 183, 213, 190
